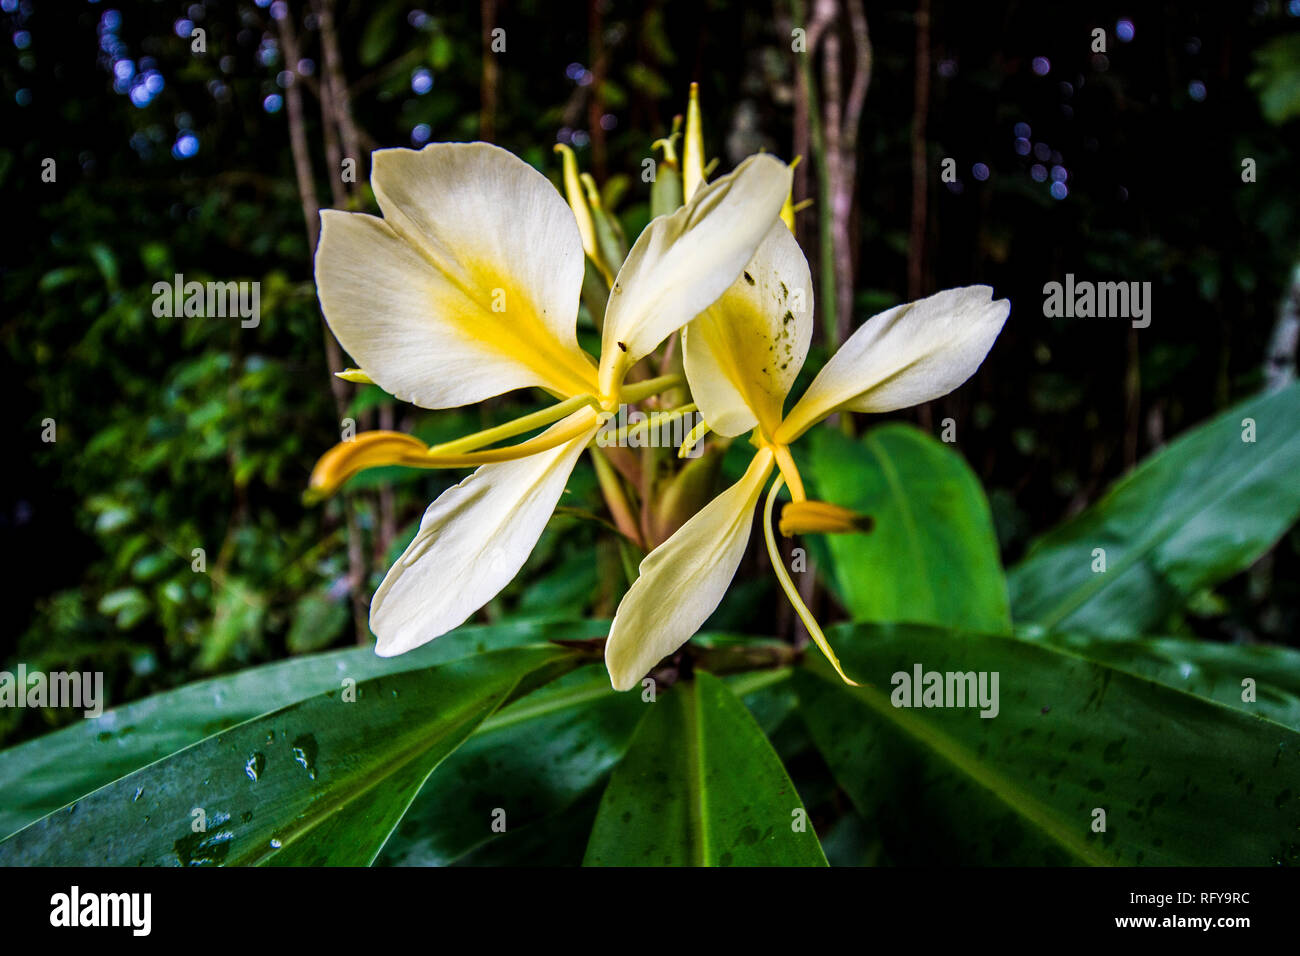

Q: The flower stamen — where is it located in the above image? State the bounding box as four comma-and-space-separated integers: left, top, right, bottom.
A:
763, 474, 858, 687
427, 393, 599, 457
771, 443, 807, 503
779, 500, 874, 536
678, 418, 712, 459
615, 403, 698, 445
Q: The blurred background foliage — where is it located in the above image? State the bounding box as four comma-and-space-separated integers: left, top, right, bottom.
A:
4, 0, 1300, 748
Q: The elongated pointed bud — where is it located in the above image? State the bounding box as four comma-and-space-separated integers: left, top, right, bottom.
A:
683, 82, 705, 202
648, 444, 724, 546
590, 446, 642, 545
580, 257, 610, 330
554, 143, 608, 282
581, 172, 628, 276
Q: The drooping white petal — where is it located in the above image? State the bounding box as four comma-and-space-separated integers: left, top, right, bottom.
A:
597, 154, 792, 396
777, 285, 1010, 443
605, 449, 775, 691
317, 143, 598, 409
370, 412, 598, 655
682, 223, 814, 438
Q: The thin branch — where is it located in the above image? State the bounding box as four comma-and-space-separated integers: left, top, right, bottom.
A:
839, 0, 872, 340
792, 0, 838, 347
821, 20, 845, 340
315, 44, 347, 208
843, 0, 872, 159
313, 0, 363, 178
1265, 262, 1300, 391
274, 11, 320, 249
275, 2, 370, 643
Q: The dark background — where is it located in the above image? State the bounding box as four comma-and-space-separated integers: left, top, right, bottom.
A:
4, 0, 1299, 745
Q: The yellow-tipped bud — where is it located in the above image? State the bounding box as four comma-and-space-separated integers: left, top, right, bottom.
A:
780, 156, 804, 232
779, 500, 874, 536
334, 368, 375, 384
683, 82, 705, 202
554, 143, 604, 277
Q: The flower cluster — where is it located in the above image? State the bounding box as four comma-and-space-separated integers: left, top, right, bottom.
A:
309, 87, 1009, 690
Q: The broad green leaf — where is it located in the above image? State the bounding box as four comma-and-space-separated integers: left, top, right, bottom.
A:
379, 665, 798, 866
0, 620, 608, 840
726, 668, 798, 735
796, 621, 1300, 865
0, 645, 578, 866
517, 547, 600, 617
451, 675, 802, 868
377, 665, 645, 866
805, 423, 1011, 633
1008, 384, 1300, 635
584, 671, 826, 866
1019, 628, 1300, 732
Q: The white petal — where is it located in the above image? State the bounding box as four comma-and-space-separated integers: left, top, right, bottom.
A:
370, 413, 597, 655
317, 143, 598, 409
777, 285, 1010, 443
605, 449, 775, 691
597, 154, 792, 396
682, 223, 813, 437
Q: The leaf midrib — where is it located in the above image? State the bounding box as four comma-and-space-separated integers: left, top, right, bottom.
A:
243, 688, 508, 866
682, 681, 710, 867
806, 660, 1111, 866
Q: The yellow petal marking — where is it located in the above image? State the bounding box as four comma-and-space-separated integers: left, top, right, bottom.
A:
368, 149, 600, 401
683, 223, 812, 438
